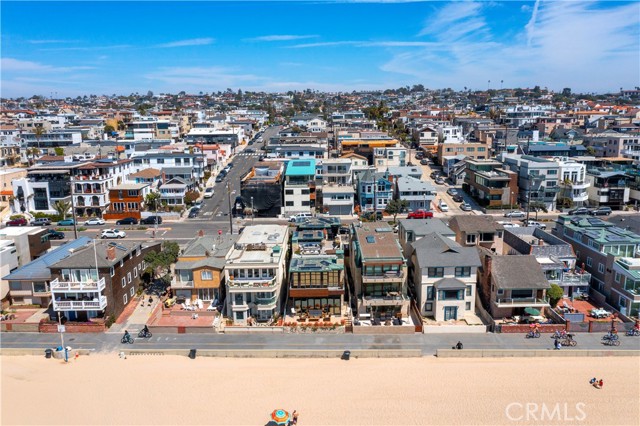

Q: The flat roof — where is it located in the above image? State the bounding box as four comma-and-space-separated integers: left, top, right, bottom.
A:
285, 159, 316, 176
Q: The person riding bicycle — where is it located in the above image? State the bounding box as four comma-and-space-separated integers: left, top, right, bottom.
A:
142, 325, 149, 336
124, 330, 130, 340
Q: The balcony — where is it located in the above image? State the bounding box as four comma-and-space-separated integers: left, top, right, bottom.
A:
53, 296, 107, 311
50, 277, 106, 293
362, 271, 405, 283
72, 174, 113, 182
549, 272, 591, 287
254, 295, 277, 310
494, 297, 549, 308
228, 277, 277, 291
171, 280, 194, 289
361, 293, 409, 307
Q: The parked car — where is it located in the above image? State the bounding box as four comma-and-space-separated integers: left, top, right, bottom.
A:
447, 188, 458, 196
430, 172, 440, 179
116, 217, 138, 225
245, 148, 256, 153
524, 220, 547, 230
590, 206, 612, 216
452, 194, 464, 203
460, 203, 472, 211
45, 229, 65, 240
259, 155, 265, 161
6, 217, 28, 227
435, 177, 445, 185
141, 216, 162, 225
188, 208, 199, 218
30, 217, 51, 226
101, 229, 126, 239
360, 211, 383, 221
215, 174, 225, 183
204, 187, 215, 198
568, 207, 590, 215
497, 221, 521, 228
407, 209, 433, 219
57, 219, 75, 226
438, 200, 449, 212
227, 163, 234, 169
85, 218, 106, 226
504, 211, 526, 219
289, 212, 313, 223
420, 159, 429, 165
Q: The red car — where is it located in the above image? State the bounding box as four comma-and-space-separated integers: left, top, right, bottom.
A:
6, 217, 28, 226
407, 210, 433, 219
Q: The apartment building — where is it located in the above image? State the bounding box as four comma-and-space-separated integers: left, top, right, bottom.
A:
612, 258, 640, 318
283, 159, 316, 215
503, 227, 590, 298
502, 154, 561, 211
240, 162, 285, 218
553, 216, 640, 309
316, 158, 354, 215
12, 161, 81, 214
585, 169, 631, 210
0, 240, 19, 309
435, 141, 489, 166
288, 226, 346, 318
409, 233, 480, 320
556, 158, 590, 207
463, 159, 518, 208
49, 239, 161, 321
0, 226, 51, 266
224, 225, 289, 324
395, 177, 435, 212
350, 223, 409, 321
103, 183, 150, 220
130, 153, 205, 183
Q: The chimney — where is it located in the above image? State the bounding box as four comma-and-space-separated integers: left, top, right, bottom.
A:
484, 254, 493, 276
198, 229, 204, 237
106, 246, 116, 261
538, 238, 544, 246
161, 171, 166, 184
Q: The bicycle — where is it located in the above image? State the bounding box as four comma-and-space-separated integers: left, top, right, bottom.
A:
602, 339, 620, 347
138, 329, 152, 338
526, 330, 541, 339
121, 334, 135, 344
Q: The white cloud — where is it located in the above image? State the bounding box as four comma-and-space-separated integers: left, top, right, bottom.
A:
246, 35, 319, 42
39, 44, 131, 52
154, 38, 214, 48
287, 41, 362, 49
145, 66, 264, 89
381, 1, 640, 92
1, 58, 94, 72
28, 39, 80, 44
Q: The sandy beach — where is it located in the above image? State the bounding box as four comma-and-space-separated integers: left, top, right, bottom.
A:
1, 354, 638, 426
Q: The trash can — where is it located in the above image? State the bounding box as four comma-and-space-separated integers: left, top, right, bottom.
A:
341, 350, 351, 361
45, 348, 53, 359
189, 349, 197, 359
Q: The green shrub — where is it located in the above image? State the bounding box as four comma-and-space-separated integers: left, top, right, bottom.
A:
9, 214, 25, 220
548, 284, 564, 308
104, 315, 116, 328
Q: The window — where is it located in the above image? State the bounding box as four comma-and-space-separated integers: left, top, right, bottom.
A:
598, 263, 605, 274
465, 301, 471, 310
586, 257, 592, 267
9, 282, 22, 291
427, 267, 443, 278
121, 277, 126, 288
497, 288, 504, 295
466, 234, 476, 245
425, 303, 432, 311
285, 201, 294, 206
285, 189, 294, 195
110, 267, 115, 277
130, 287, 134, 297
201, 270, 213, 281
455, 267, 471, 277
427, 286, 434, 301
466, 285, 472, 296
235, 311, 244, 320
615, 272, 621, 283
127, 272, 132, 283
133, 267, 137, 278
123, 293, 128, 304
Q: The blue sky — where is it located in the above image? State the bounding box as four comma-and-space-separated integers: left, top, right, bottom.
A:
1, 1, 639, 97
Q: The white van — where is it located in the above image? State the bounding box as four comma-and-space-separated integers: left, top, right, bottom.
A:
438, 200, 449, 212
204, 187, 215, 198
289, 212, 313, 223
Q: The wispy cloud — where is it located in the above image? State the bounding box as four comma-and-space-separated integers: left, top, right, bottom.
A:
381, 1, 640, 92
28, 39, 80, 44
154, 38, 215, 48
39, 44, 131, 52
145, 66, 263, 88
245, 34, 319, 42
1, 58, 94, 72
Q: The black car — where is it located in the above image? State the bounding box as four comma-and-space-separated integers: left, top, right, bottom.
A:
116, 217, 139, 225
45, 229, 65, 240
141, 216, 162, 225
452, 194, 464, 203
215, 173, 225, 183
188, 209, 199, 218
420, 159, 429, 165
590, 206, 612, 216
245, 148, 255, 153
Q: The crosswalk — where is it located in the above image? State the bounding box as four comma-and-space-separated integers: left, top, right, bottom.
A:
234, 152, 259, 157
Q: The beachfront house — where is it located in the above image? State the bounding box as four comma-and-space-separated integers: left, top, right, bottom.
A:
477, 249, 550, 319
410, 233, 481, 320
48, 240, 161, 322
224, 225, 289, 325
349, 223, 410, 321
172, 231, 237, 305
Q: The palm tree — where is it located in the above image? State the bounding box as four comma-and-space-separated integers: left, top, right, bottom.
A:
53, 200, 72, 220
33, 125, 45, 151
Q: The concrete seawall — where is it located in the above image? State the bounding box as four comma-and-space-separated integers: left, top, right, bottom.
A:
437, 349, 640, 357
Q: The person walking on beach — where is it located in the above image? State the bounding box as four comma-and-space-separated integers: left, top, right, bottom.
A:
291, 410, 298, 425
554, 338, 561, 350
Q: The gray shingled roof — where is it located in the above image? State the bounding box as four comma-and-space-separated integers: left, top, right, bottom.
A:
434, 277, 467, 289
2, 237, 91, 281
449, 215, 504, 233
489, 254, 550, 290
399, 218, 454, 238
51, 240, 160, 269
174, 257, 226, 270
396, 176, 435, 193
181, 234, 238, 258
412, 233, 481, 268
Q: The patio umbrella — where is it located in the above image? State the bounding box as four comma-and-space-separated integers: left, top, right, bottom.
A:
270, 409, 290, 425
524, 307, 541, 316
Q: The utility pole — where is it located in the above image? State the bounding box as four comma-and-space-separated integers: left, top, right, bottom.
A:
226, 182, 233, 234
526, 174, 533, 224
70, 183, 79, 240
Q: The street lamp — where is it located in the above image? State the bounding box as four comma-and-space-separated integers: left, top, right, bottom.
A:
226, 182, 235, 234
